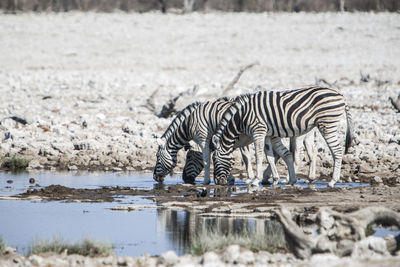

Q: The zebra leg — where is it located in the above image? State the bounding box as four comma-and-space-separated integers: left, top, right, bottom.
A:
271, 137, 296, 185
227, 173, 235, 185
261, 153, 280, 185
239, 145, 254, 184
201, 142, 211, 185
263, 138, 281, 187
318, 124, 343, 188
303, 130, 317, 182
250, 135, 268, 187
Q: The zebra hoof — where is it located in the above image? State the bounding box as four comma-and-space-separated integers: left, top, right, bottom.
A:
247, 184, 259, 193
261, 179, 271, 186
328, 181, 336, 188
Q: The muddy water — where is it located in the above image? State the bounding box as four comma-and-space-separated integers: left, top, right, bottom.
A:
0, 171, 388, 257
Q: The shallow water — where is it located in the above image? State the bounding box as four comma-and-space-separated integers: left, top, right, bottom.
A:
0, 171, 388, 257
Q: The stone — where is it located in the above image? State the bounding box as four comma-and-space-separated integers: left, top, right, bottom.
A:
29, 255, 44, 266
222, 244, 240, 263
237, 249, 255, 265
202, 251, 221, 265
373, 176, 383, 184
157, 250, 179, 266
68, 165, 78, 171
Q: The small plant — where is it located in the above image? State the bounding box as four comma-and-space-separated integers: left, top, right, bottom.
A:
1, 157, 30, 171
29, 237, 114, 256
0, 237, 8, 255
190, 220, 287, 255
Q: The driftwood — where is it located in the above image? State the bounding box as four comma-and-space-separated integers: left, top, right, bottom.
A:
276, 207, 400, 259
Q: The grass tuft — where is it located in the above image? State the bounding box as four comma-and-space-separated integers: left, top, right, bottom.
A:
190, 220, 287, 255
1, 157, 30, 171
0, 237, 6, 255
29, 237, 114, 257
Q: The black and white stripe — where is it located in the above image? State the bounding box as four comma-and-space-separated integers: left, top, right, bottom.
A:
154, 97, 281, 185
154, 98, 238, 184
153, 102, 201, 182
182, 142, 204, 184
212, 86, 353, 187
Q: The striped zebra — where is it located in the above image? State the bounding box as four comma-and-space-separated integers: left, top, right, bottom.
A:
153, 101, 201, 182
153, 97, 293, 185
212, 86, 354, 188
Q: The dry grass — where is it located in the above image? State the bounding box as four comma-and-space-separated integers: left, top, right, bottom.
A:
0, 237, 6, 255
190, 220, 287, 255
29, 237, 113, 257
1, 157, 30, 171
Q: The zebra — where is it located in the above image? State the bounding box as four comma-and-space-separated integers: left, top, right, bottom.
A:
153, 97, 293, 185
153, 101, 201, 182
212, 86, 354, 188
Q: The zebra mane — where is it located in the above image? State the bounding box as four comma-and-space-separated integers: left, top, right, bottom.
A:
213, 92, 253, 146
215, 96, 232, 102
161, 101, 202, 139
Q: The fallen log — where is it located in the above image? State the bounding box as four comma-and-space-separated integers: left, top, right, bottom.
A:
276, 206, 400, 259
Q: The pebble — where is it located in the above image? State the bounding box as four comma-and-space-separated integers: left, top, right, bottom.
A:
373, 176, 383, 184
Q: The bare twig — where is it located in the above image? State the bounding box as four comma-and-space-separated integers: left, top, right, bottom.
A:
158, 85, 199, 118
222, 62, 259, 95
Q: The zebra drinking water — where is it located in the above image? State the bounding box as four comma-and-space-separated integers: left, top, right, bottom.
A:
212, 86, 354, 188
153, 97, 294, 185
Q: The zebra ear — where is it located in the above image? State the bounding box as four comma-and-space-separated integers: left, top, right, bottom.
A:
212, 135, 221, 150
156, 138, 165, 147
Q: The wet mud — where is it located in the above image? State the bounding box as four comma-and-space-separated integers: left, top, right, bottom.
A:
11, 175, 400, 216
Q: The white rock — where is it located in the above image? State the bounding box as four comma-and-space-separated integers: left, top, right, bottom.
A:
202, 251, 221, 265
96, 113, 106, 120
28, 255, 43, 266
222, 245, 240, 263
237, 249, 255, 265
157, 250, 179, 266
373, 176, 383, 184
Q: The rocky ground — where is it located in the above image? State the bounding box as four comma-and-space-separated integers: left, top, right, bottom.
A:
1, 244, 400, 267
0, 11, 399, 266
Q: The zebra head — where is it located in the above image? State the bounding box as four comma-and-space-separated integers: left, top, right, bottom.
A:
212, 149, 233, 185
153, 138, 177, 182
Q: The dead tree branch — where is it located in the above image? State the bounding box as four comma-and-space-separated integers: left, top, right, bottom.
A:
222, 62, 259, 95
276, 206, 400, 259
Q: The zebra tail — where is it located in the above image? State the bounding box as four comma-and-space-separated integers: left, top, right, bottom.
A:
344, 104, 354, 154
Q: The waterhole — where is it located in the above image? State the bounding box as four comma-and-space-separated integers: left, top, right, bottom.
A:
0, 171, 386, 257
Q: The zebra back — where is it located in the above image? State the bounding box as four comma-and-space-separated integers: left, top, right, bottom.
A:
161, 101, 201, 140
